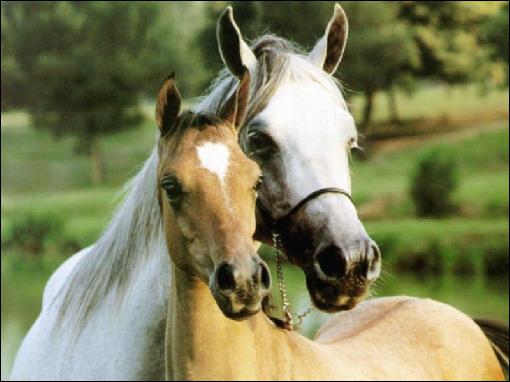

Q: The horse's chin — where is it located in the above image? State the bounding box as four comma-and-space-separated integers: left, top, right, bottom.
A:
211, 287, 261, 320
305, 273, 368, 313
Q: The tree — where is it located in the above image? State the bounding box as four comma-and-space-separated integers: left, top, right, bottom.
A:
138, 2, 210, 97
481, 2, 509, 86
1, 2, 162, 184
339, 2, 420, 130
398, 1, 505, 85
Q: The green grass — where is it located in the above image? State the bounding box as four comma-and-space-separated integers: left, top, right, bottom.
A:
351, 124, 509, 218
1, 114, 156, 194
348, 83, 509, 123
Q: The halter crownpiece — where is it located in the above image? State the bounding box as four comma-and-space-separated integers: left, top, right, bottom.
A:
258, 187, 355, 330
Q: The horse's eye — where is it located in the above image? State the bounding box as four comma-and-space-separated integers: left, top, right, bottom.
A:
247, 130, 275, 157
253, 176, 263, 191
161, 176, 182, 204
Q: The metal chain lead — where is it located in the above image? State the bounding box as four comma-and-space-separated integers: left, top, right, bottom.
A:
272, 233, 313, 331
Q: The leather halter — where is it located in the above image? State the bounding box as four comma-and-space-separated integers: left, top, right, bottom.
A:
257, 187, 354, 330
256, 187, 354, 234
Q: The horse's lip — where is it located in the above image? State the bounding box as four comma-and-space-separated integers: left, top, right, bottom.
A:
305, 273, 364, 312
307, 290, 349, 312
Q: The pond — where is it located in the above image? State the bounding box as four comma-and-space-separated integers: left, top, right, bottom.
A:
1, 260, 508, 379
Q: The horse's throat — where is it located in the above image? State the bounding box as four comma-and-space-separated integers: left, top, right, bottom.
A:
166, 266, 264, 380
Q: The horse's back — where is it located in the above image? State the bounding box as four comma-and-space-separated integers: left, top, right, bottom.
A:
315, 296, 505, 380
10, 246, 168, 381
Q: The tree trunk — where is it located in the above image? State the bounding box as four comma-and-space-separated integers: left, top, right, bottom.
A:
387, 86, 400, 123
90, 138, 105, 184
360, 89, 375, 132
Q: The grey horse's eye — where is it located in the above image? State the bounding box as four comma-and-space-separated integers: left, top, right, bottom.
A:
246, 130, 276, 158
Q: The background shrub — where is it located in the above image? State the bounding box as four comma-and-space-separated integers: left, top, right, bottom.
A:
5, 212, 64, 256
411, 149, 459, 217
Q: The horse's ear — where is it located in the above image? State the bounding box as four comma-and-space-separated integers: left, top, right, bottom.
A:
308, 3, 348, 75
156, 73, 182, 136
217, 6, 258, 78
219, 68, 250, 130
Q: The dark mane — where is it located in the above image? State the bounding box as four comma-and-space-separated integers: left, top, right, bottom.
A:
162, 110, 225, 148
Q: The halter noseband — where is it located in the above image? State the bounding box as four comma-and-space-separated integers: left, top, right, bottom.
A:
256, 187, 354, 233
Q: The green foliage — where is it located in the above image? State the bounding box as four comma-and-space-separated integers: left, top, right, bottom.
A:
3, 1, 508, 134
4, 212, 64, 256
411, 149, 459, 217
138, 2, 210, 96
2, 2, 150, 142
0, 2, 210, 182
398, 1, 507, 86
340, 2, 421, 128
367, 218, 509, 278
194, 1, 228, 87
481, 2, 509, 86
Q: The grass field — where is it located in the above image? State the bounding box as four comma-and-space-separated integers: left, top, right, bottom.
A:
348, 82, 509, 125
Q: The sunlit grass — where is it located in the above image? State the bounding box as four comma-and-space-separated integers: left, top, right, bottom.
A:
348, 83, 509, 123
351, 124, 509, 218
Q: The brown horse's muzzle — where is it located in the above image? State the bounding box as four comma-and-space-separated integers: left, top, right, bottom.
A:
211, 257, 271, 320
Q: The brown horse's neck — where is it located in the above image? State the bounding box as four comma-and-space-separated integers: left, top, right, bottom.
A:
166, 263, 304, 380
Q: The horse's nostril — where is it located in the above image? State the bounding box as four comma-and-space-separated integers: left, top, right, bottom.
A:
357, 259, 369, 278
216, 262, 236, 292
315, 246, 347, 278
258, 263, 271, 290
368, 244, 382, 278
371, 244, 381, 262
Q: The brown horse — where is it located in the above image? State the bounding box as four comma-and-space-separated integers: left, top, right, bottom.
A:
155, 71, 507, 380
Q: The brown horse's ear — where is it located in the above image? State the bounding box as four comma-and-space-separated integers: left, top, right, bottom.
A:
156, 73, 182, 136
219, 68, 250, 130
308, 3, 348, 74
217, 6, 258, 78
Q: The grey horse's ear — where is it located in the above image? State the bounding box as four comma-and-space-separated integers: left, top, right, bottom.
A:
308, 3, 348, 74
217, 6, 258, 78
219, 68, 250, 131
156, 73, 181, 137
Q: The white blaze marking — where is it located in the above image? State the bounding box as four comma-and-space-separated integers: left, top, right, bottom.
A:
196, 142, 230, 184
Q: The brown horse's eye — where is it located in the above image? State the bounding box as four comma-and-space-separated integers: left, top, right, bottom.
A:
162, 176, 182, 204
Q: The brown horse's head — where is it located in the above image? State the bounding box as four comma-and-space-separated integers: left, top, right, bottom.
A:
156, 72, 271, 320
